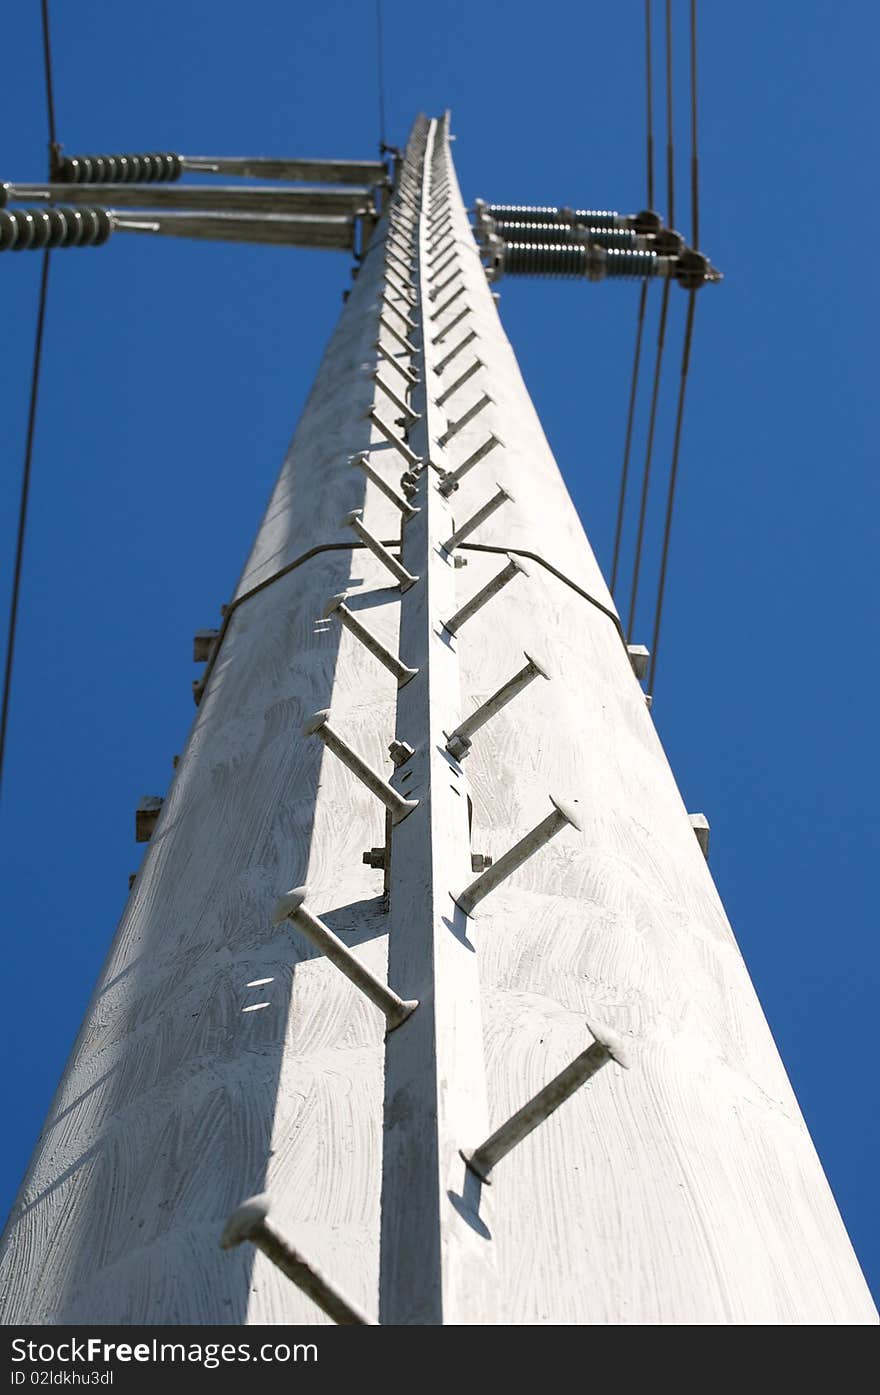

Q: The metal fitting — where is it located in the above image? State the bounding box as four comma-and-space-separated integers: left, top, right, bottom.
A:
445, 652, 549, 759
304, 710, 418, 823
461, 1023, 630, 1183
220, 1194, 375, 1325
323, 593, 418, 687
442, 554, 528, 636
454, 794, 581, 915
273, 886, 418, 1030
344, 509, 419, 591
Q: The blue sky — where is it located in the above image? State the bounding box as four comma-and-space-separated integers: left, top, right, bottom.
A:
1, 2, 877, 1309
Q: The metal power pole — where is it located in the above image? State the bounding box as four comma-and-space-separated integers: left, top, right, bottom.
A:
0, 114, 876, 1325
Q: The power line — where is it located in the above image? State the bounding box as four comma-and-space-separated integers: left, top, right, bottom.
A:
645, 0, 655, 211
40, 0, 57, 152
665, 0, 675, 228
647, 292, 695, 694
611, 3, 656, 599
0, 256, 51, 798
690, 0, 699, 249
1, 0, 57, 797
610, 282, 648, 598
625, 279, 670, 641
648, 0, 702, 695
376, 0, 387, 151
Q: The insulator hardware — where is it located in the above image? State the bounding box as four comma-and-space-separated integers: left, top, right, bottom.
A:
273, 886, 418, 1030
454, 794, 582, 916
461, 1024, 630, 1184
52, 152, 182, 183
493, 243, 664, 282
442, 553, 528, 636
474, 200, 627, 230
221, 1195, 375, 1325
0, 206, 112, 251
485, 222, 646, 253
445, 652, 549, 760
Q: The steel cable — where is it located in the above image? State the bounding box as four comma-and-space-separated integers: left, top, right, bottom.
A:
1, 1, 57, 796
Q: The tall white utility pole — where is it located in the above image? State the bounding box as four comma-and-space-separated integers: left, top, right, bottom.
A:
0, 114, 875, 1325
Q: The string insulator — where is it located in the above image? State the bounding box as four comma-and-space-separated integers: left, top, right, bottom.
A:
491, 222, 646, 251
497, 243, 661, 281
477, 202, 627, 231
0, 207, 113, 251
52, 152, 182, 183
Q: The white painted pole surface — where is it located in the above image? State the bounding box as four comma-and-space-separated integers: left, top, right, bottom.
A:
0, 114, 875, 1326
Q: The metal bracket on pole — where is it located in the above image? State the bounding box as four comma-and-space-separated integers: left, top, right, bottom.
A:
460, 1025, 631, 1183
367, 409, 423, 469
445, 652, 549, 759
428, 267, 463, 301
379, 314, 418, 356
436, 329, 479, 374
376, 340, 419, 384
442, 553, 528, 635
438, 433, 503, 495
435, 358, 483, 407
373, 372, 420, 424
453, 794, 582, 915
221, 1195, 376, 1325
627, 644, 649, 680
431, 307, 470, 345
430, 284, 466, 321
272, 886, 418, 1029
304, 710, 419, 823
323, 593, 418, 687
443, 483, 513, 550
437, 392, 492, 446
344, 509, 419, 590
689, 813, 710, 859
352, 450, 418, 516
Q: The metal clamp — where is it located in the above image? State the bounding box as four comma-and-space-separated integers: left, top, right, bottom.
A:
442, 553, 528, 635
627, 644, 649, 680
454, 794, 581, 915
273, 886, 418, 1029
323, 593, 417, 687
443, 483, 513, 550
303, 710, 419, 824
445, 652, 549, 759
221, 1195, 375, 1324
460, 1024, 630, 1183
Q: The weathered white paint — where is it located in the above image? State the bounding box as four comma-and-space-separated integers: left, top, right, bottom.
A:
0, 114, 875, 1326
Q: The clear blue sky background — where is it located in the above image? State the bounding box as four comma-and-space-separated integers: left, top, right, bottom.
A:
1, 2, 877, 1311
